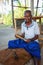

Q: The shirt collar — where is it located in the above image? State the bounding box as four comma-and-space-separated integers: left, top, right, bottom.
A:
24, 20, 34, 28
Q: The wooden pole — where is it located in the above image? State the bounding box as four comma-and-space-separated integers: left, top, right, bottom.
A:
11, 0, 14, 27
36, 0, 39, 16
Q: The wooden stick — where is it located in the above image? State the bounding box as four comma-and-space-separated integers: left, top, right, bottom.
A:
15, 34, 26, 41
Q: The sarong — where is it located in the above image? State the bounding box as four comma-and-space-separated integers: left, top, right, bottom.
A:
8, 39, 41, 59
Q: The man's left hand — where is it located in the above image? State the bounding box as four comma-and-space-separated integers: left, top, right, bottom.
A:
25, 39, 31, 43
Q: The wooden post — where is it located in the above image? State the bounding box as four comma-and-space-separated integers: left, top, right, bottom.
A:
14, 19, 17, 34
39, 18, 41, 33
11, 0, 14, 27
30, 0, 34, 16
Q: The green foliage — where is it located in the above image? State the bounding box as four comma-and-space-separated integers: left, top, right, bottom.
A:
17, 0, 21, 6
3, 8, 27, 25
3, 12, 12, 25
0, 14, 2, 18
14, 8, 27, 18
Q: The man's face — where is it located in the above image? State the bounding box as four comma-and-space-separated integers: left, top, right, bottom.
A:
24, 12, 32, 23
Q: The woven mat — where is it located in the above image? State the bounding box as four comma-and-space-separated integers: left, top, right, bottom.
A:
0, 48, 31, 65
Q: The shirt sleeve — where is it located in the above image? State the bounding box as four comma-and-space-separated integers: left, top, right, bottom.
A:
34, 22, 40, 35
21, 23, 25, 34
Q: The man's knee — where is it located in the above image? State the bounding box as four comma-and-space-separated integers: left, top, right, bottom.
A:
8, 40, 15, 48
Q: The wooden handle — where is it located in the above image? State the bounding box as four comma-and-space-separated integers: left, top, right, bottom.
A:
15, 34, 26, 41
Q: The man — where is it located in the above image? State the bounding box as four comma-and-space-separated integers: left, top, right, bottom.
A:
8, 10, 41, 65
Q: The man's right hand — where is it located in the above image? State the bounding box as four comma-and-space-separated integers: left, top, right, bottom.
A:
15, 34, 19, 38
25, 39, 31, 43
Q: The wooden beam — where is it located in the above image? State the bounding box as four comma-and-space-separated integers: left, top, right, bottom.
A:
40, 31, 43, 35
39, 38, 43, 41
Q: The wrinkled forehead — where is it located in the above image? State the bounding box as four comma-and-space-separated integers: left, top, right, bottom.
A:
24, 12, 31, 17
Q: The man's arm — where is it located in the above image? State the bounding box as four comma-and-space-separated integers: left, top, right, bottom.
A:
30, 35, 39, 41
25, 35, 39, 43
20, 33, 25, 38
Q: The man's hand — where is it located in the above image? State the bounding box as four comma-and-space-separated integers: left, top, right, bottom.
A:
15, 34, 19, 38
25, 39, 31, 43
